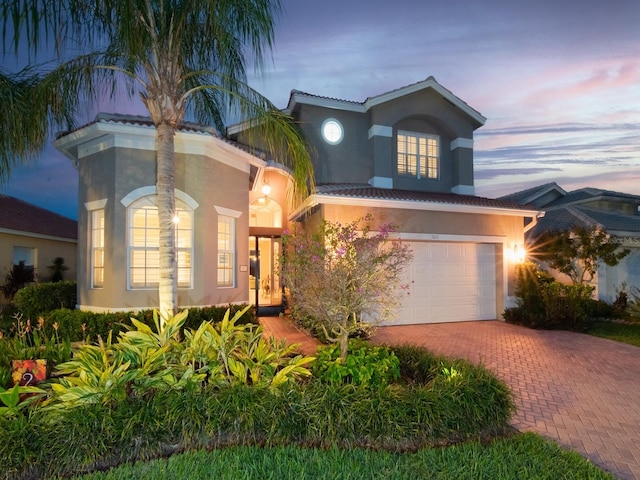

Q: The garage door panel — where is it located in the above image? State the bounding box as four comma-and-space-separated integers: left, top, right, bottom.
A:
386, 241, 497, 325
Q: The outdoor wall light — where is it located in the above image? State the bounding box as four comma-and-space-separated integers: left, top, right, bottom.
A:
261, 182, 271, 197
511, 244, 526, 263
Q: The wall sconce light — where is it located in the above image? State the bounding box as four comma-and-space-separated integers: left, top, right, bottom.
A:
261, 182, 271, 197
511, 244, 526, 263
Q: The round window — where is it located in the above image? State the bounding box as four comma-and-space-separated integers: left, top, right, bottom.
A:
321, 119, 343, 145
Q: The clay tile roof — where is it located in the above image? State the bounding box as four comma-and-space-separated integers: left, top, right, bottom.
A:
315, 184, 532, 210
0, 195, 77, 240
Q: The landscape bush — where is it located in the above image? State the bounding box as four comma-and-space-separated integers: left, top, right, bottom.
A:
505, 262, 595, 330
13, 281, 77, 319
0, 342, 513, 480
312, 339, 400, 387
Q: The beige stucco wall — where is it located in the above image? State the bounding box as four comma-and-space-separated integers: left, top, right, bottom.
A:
75, 140, 251, 313
0, 231, 77, 302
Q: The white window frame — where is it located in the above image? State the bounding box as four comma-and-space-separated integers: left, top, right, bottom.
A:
91, 209, 105, 288
397, 130, 440, 179
127, 196, 194, 290
217, 215, 236, 288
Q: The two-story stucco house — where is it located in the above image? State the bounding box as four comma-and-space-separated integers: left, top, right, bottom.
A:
55, 77, 540, 323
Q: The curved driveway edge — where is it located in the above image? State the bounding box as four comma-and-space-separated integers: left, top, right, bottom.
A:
371, 321, 640, 480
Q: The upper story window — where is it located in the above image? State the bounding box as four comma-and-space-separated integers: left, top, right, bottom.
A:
128, 196, 193, 289
397, 130, 439, 179
321, 118, 344, 145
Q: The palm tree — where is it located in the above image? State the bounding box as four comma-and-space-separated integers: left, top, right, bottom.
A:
0, 67, 75, 183
3, 0, 314, 320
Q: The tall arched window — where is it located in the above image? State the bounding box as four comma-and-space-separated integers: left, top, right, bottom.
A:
127, 195, 194, 289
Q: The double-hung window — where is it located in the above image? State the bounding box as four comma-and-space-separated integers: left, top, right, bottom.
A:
217, 215, 235, 287
397, 130, 439, 179
128, 196, 193, 289
91, 209, 105, 288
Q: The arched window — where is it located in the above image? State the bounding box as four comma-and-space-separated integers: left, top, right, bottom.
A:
127, 195, 194, 289
249, 198, 282, 228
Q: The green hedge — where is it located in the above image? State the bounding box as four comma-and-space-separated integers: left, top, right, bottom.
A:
13, 281, 77, 319
0, 346, 513, 479
4, 305, 256, 342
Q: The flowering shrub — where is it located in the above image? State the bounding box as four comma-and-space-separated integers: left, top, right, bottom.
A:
283, 215, 412, 360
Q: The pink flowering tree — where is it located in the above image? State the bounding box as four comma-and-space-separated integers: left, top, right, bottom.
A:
282, 215, 413, 361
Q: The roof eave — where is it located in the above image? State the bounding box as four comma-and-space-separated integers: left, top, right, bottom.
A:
289, 193, 540, 222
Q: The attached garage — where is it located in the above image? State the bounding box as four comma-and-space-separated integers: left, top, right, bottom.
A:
392, 241, 498, 325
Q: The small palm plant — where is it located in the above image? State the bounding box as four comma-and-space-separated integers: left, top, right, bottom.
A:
47, 257, 68, 282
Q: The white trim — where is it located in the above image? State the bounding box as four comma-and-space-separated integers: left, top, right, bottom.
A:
214, 205, 243, 218
397, 232, 506, 243
283, 78, 486, 125
120, 187, 199, 210
55, 119, 263, 173
368, 125, 393, 138
85, 198, 108, 211
451, 138, 474, 150
0, 228, 77, 243
451, 185, 475, 195
368, 177, 393, 189
290, 193, 540, 221
79, 135, 116, 158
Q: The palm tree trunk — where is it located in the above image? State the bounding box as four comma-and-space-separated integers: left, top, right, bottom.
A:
156, 122, 177, 321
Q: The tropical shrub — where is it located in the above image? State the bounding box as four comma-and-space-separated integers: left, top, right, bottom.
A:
283, 215, 413, 360
535, 225, 629, 285
13, 281, 76, 319
46, 307, 314, 409
505, 274, 594, 330
313, 340, 399, 388
0, 345, 513, 479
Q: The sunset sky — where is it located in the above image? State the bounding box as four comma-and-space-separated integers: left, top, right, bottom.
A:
2, 0, 640, 219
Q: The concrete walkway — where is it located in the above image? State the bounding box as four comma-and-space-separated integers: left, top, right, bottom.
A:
260, 317, 640, 480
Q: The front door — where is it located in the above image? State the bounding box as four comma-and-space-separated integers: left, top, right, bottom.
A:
249, 236, 283, 314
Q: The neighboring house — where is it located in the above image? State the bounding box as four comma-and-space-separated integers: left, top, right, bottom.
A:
55, 77, 541, 323
0, 195, 77, 302
501, 182, 640, 302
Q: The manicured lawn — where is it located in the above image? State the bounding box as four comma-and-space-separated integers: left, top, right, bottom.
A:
66, 433, 613, 480
586, 320, 640, 347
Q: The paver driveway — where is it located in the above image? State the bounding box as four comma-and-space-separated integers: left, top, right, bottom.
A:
370, 321, 640, 480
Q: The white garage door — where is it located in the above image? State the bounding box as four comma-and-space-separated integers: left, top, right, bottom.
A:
391, 241, 496, 325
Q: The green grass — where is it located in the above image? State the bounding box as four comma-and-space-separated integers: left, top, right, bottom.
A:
586, 320, 640, 347
64, 433, 613, 480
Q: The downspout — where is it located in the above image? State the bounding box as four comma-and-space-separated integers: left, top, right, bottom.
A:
524, 210, 546, 234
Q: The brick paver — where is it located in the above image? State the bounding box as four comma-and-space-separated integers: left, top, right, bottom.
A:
370, 321, 640, 480
260, 317, 640, 480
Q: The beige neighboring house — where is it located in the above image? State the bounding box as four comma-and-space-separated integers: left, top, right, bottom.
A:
0, 195, 77, 302
56, 77, 542, 322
